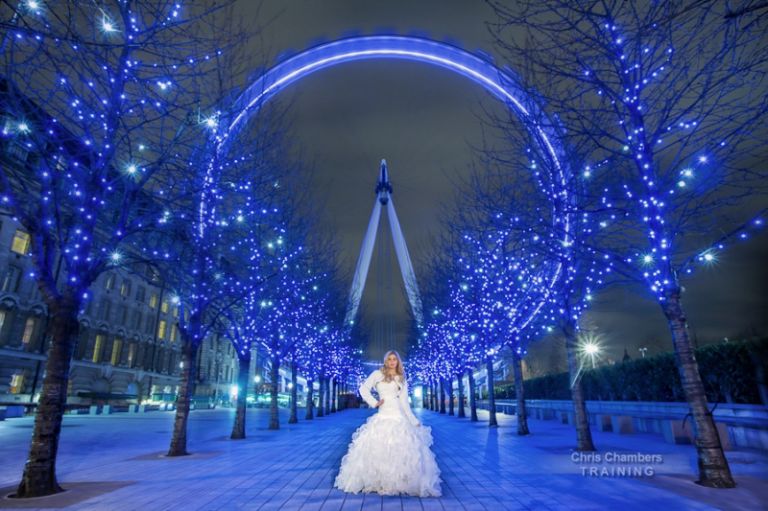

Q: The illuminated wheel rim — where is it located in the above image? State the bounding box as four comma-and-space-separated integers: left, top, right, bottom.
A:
214, 36, 573, 334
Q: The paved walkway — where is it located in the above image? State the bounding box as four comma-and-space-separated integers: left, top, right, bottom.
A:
0, 406, 766, 510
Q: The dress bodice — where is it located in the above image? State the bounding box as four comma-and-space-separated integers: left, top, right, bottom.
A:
374, 379, 404, 415
358, 370, 420, 426
375, 379, 402, 399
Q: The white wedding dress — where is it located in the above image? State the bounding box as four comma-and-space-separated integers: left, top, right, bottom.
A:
334, 370, 442, 497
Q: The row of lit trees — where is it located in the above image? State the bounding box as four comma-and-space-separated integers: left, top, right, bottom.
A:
410, 0, 767, 490
0, 0, 362, 498
161, 114, 360, 446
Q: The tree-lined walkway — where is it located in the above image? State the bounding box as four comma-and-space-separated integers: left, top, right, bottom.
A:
1, 407, 766, 510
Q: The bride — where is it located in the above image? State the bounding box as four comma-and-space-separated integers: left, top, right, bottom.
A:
334, 350, 442, 497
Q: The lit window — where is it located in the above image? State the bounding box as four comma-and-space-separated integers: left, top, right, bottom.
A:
10, 373, 24, 394
0, 310, 6, 333
149, 293, 158, 309
161, 300, 169, 313
21, 317, 35, 345
127, 343, 136, 367
157, 320, 167, 340
170, 324, 178, 342
120, 279, 132, 298
11, 230, 30, 255
100, 300, 111, 321
1, 267, 21, 292
104, 273, 116, 291
111, 338, 123, 366
92, 334, 105, 363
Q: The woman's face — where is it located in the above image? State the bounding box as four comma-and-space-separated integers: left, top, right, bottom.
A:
386, 354, 398, 370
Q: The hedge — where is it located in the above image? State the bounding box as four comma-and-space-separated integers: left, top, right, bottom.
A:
493, 339, 768, 405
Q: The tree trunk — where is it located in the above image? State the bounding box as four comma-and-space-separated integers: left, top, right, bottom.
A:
168, 340, 200, 456
335, 378, 340, 412
468, 369, 478, 422
16, 296, 80, 498
430, 382, 436, 411
317, 377, 325, 417
288, 360, 298, 424
305, 379, 314, 419
325, 377, 331, 413
457, 374, 466, 418
269, 357, 280, 430
230, 350, 252, 439
439, 378, 446, 414
448, 377, 455, 416
422, 384, 428, 409
563, 320, 596, 451
331, 378, 337, 413
749, 347, 768, 406
512, 353, 529, 436
662, 287, 735, 488
486, 356, 498, 427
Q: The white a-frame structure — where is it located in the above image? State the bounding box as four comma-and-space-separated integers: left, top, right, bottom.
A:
345, 160, 424, 329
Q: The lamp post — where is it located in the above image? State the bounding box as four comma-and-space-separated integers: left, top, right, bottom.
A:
583, 342, 600, 369
578, 333, 604, 370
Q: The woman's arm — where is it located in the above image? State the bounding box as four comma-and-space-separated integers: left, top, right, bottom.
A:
359, 370, 381, 408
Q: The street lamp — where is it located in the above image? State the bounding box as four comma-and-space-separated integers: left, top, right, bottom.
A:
578, 333, 603, 369
584, 343, 599, 368
638, 347, 648, 358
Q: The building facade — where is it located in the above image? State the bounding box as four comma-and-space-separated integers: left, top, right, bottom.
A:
0, 124, 239, 406
0, 211, 315, 408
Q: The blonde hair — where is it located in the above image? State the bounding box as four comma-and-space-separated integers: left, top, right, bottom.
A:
380, 350, 405, 383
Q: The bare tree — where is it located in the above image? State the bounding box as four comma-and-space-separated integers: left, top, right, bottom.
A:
487, 0, 768, 487
0, 0, 244, 496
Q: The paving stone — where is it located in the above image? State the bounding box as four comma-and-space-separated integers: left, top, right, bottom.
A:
0, 407, 766, 510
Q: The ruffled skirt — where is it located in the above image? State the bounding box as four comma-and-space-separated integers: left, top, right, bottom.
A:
334, 413, 442, 497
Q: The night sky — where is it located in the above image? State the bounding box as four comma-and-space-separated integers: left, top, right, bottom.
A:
235, 1, 768, 365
